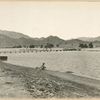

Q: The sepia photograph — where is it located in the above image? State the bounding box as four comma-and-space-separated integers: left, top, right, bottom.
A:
0, 0, 100, 98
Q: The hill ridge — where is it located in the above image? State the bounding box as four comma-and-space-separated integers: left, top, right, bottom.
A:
0, 29, 100, 48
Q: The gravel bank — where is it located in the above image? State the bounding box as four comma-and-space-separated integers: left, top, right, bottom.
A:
0, 61, 100, 98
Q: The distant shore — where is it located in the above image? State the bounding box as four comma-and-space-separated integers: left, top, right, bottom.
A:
1, 47, 100, 55
0, 48, 81, 55
0, 61, 100, 98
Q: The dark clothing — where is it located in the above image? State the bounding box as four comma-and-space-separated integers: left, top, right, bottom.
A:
40, 64, 46, 70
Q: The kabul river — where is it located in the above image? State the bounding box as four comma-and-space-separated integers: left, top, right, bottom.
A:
1, 51, 100, 80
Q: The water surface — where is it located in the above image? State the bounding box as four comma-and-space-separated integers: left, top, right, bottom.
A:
1, 51, 100, 80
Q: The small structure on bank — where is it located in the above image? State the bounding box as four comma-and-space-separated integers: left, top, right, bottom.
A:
0, 56, 8, 61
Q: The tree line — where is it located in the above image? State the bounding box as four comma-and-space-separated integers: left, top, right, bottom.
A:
79, 42, 93, 48
12, 43, 56, 48
12, 42, 94, 49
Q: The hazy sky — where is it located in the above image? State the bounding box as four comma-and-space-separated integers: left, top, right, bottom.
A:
0, 1, 100, 39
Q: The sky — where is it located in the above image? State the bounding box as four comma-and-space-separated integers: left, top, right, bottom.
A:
0, 1, 100, 39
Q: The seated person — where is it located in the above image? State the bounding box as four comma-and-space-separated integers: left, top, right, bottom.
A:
40, 62, 46, 70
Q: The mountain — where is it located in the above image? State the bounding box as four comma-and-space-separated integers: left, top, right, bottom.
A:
0, 33, 70, 48
78, 36, 100, 42
94, 36, 100, 41
0, 34, 20, 48
0, 31, 89, 48
38, 36, 65, 45
0, 30, 30, 39
78, 37, 94, 41
59, 39, 88, 49
0, 29, 100, 48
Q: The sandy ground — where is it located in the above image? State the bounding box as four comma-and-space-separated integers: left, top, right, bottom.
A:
0, 62, 31, 98
46, 70, 100, 89
0, 61, 100, 98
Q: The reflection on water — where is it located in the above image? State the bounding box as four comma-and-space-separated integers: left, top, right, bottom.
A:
1, 51, 100, 80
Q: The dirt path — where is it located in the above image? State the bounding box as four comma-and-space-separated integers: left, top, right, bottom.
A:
46, 70, 100, 89
0, 68, 31, 98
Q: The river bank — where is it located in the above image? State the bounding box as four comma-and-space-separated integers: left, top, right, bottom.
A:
0, 61, 100, 98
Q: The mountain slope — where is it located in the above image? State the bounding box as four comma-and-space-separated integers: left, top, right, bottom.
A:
0, 34, 20, 48
0, 30, 30, 39
38, 36, 65, 45
59, 39, 88, 48
94, 36, 100, 41
0, 29, 100, 48
78, 36, 100, 42
0, 34, 88, 48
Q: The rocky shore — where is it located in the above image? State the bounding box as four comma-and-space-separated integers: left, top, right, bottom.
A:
0, 61, 100, 98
